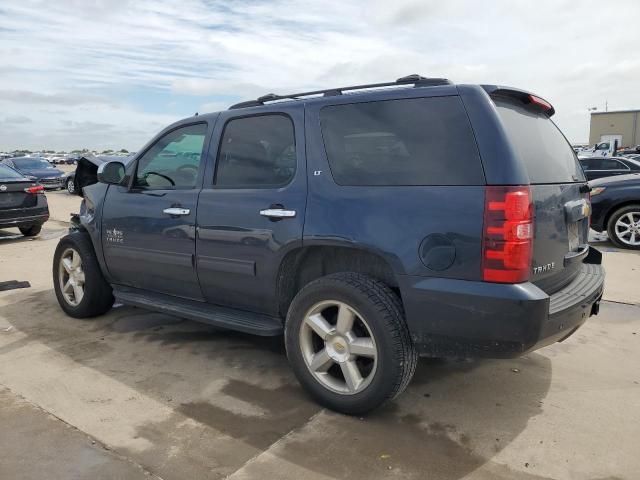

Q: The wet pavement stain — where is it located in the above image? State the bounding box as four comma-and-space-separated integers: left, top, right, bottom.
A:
258, 410, 556, 480
179, 379, 319, 450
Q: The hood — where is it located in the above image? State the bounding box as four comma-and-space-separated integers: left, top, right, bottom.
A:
589, 173, 640, 188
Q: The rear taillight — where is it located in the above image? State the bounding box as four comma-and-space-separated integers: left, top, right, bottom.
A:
24, 185, 45, 194
482, 186, 533, 283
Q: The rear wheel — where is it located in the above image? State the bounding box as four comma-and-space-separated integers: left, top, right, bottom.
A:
285, 273, 417, 415
607, 204, 640, 250
53, 233, 114, 317
19, 225, 41, 237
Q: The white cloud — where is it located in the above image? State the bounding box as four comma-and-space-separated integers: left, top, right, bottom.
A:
0, 0, 639, 150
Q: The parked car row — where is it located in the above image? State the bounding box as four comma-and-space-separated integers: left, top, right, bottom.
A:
49, 156, 78, 165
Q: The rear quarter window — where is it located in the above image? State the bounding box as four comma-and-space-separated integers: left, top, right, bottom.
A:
494, 99, 585, 184
319, 96, 484, 186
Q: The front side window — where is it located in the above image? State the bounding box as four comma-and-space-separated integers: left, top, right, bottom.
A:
215, 114, 296, 188
135, 123, 207, 189
319, 97, 483, 186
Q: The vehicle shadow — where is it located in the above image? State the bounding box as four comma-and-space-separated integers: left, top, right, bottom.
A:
0, 290, 553, 480
0, 225, 67, 245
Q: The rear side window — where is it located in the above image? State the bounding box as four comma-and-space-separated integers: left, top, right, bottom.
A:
494, 99, 585, 184
215, 114, 296, 188
319, 97, 484, 186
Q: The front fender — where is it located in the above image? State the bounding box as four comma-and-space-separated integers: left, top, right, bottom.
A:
74, 182, 112, 283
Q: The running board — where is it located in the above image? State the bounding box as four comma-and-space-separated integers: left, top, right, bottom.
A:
113, 287, 283, 336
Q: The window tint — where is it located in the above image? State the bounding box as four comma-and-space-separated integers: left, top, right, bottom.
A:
0, 163, 23, 179
602, 159, 627, 170
215, 115, 296, 188
12, 157, 53, 169
319, 97, 483, 186
585, 159, 602, 170
135, 124, 207, 189
494, 99, 584, 184
579, 159, 591, 170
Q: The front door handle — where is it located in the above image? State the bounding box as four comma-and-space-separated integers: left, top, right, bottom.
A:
259, 208, 296, 219
163, 207, 190, 216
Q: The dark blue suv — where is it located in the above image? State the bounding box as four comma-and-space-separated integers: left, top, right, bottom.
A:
53, 75, 605, 414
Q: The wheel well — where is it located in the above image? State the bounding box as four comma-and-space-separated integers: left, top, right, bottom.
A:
276, 246, 399, 318
604, 201, 640, 231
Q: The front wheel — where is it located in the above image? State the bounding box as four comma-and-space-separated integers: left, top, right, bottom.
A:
285, 273, 417, 415
53, 233, 114, 318
66, 177, 75, 194
607, 204, 640, 250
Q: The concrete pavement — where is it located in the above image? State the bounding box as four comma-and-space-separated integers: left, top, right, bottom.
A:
0, 189, 638, 479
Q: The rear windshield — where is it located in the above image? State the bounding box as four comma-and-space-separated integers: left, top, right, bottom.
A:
319, 96, 484, 186
12, 157, 54, 169
494, 99, 585, 184
0, 163, 23, 179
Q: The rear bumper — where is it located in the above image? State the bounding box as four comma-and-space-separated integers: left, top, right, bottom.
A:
399, 247, 605, 358
0, 200, 49, 229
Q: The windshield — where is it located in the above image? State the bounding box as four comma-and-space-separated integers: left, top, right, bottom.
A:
13, 157, 53, 169
0, 163, 24, 180
494, 99, 585, 184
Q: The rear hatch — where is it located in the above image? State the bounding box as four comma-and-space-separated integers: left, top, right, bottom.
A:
492, 93, 590, 294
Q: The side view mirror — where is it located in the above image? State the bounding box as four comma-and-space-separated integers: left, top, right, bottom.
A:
97, 161, 125, 185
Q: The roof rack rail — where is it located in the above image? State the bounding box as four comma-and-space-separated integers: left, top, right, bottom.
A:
228, 74, 452, 110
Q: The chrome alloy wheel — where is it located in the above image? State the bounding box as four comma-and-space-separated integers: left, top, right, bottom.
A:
58, 247, 85, 306
614, 211, 640, 246
299, 300, 378, 395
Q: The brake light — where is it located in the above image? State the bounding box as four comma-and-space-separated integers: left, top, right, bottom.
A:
24, 185, 45, 194
482, 186, 533, 283
528, 94, 553, 112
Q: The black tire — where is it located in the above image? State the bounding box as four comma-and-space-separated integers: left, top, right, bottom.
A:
606, 204, 640, 250
285, 272, 417, 415
66, 177, 75, 194
53, 232, 114, 318
19, 225, 41, 237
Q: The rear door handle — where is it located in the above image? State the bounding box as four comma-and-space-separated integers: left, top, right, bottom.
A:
260, 208, 296, 219
163, 207, 190, 216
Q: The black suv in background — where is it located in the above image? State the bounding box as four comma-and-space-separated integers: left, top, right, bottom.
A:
52, 75, 604, 414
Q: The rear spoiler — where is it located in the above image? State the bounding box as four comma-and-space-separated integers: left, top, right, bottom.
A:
481, 85, 555, 117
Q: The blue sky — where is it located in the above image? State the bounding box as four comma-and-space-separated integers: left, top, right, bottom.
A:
1, 0, 639, 151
